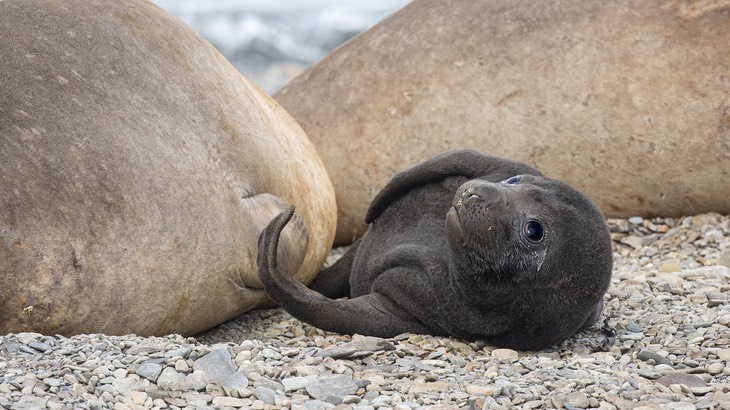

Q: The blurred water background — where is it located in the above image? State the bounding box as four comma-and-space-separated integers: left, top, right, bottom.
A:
152, 0, 410, 93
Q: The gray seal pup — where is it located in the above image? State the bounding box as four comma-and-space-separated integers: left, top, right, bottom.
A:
258, 149, 613, 350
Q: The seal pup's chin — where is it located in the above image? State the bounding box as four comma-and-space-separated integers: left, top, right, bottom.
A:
445, 202, 505, 280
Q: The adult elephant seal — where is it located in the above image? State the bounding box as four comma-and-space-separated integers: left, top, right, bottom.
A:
0, 0, 336, 336
275, 0, 730, 244
258, 150, 613, 350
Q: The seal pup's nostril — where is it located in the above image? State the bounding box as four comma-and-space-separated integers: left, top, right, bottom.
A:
459, 180, 502, 207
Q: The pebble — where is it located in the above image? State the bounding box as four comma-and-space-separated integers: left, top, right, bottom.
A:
192, 347, 249, 391
637, 350, 673, 366
156, 367, 187, 391
0, 213, 728, 409
491, 348, 519, 361
212, 396, 250, 407
657, 372, 708, 388
135, 362, 163, 382
305, 374, 358, 399
254, 386, 277, 404
408, 381, 449, 394
564, 391, 590, 408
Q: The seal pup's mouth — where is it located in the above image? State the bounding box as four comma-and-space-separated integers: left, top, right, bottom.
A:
446, 206, 463, 239
447, 179, 510, 242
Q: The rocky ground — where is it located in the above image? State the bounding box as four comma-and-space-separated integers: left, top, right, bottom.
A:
1, 213, 729, 410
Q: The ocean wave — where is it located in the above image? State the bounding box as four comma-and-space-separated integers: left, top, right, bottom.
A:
152, 0, 410, 92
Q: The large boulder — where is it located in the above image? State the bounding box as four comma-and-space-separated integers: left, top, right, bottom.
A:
0, 0, 336, 336
275, 0, 730, 244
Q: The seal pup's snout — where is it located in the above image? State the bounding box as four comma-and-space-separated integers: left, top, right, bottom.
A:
456, 179, 503, 208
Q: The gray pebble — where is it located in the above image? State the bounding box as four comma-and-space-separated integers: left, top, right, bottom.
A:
637, 350, 673, 366
135, 362, 163, 382
157, 367, 188, 391
193, 347, 249, 390
186, 370, 208, 391
628, 216, 644, 225
657, 372, 707, 388
254, 386, 277, 404
283, 375, 318, 392
15, 332, 43, 345
28, 341, 53, 352
626, 323, 643, 333
369, 395, 392, 408
350, 335, 396, 352
305, 374, 358, 400
316, 345, 358, 359
302, 400, 336, 410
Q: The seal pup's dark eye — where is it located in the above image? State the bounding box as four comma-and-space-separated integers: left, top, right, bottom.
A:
502, 175, 522, 185
523, 220, 544, 243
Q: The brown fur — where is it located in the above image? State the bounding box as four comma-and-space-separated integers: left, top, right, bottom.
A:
275, 0, 730, 244
0, 0, 336, 336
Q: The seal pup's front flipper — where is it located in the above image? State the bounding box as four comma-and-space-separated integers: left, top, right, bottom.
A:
365, 149, 543, 223
257, 207, 428, 336
307, 240, 361, 299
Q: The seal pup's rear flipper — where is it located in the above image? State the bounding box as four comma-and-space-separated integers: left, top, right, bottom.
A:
365, 149, 543, 223
307, 240, 361, 299
257, 207, 428, 336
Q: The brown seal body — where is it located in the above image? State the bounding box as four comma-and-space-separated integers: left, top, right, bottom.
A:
275, 0, 730, 244
0, 0, 336, 336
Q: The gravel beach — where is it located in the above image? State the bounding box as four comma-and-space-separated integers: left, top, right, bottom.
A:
1, 213, 729, 410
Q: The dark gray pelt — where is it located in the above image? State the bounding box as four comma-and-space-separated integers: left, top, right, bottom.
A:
258, 149, 613, 350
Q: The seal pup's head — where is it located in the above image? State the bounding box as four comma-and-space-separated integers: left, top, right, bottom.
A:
445, 174, 613, 347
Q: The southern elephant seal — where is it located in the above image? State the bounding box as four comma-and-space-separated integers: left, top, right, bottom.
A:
258, 150, 613, 350
275, 0, 730, 245
0, 0, 336, 336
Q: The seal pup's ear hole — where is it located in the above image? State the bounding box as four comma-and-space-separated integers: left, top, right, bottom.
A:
501, 175, 522, 185
523, 220, 545, 243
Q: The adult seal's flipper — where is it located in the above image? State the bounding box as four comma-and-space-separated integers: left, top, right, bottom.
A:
257, 207, 429, 337
365, 149, 543, 223
242, 193, 309, 287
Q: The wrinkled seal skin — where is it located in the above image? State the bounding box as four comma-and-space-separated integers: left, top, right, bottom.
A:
275, 0, 730, 245
0, 0, 336, 336
259, 150, 613, 350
